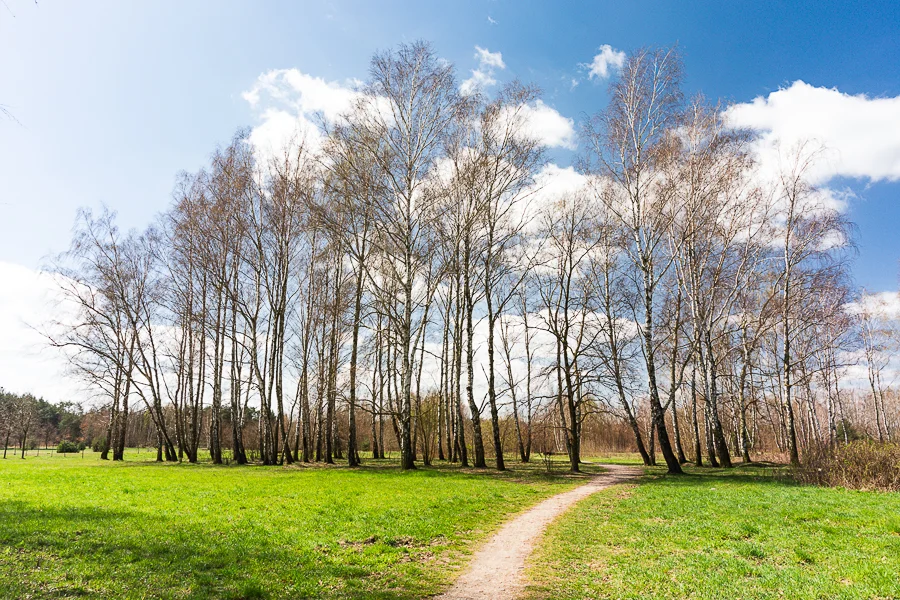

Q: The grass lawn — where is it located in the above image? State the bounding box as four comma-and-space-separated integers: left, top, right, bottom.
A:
526, 463, 900, 599
581, 452, 648, 466
0, 450, 593, 599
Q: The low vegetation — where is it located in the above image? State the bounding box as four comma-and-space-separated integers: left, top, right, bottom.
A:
526, 464, 900, 599
55, 440, 83, 454
0, 451, 592, 599
795, 441, 900, 492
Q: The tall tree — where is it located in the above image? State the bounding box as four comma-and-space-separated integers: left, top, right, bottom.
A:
584, 46, 687, 474
347, 41, 466, 469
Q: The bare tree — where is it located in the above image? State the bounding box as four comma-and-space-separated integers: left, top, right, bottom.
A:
584, 46, 687, 474
346, 41, 466, 469
774, 141, 853, 465
472, 83, 545, 470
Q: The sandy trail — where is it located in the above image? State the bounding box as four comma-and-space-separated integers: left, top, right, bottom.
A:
435, 463, 640, 600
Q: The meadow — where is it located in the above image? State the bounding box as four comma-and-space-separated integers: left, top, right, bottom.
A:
0, 450, 590, 599
3, 452, 899, 599
526, 464, 900, 599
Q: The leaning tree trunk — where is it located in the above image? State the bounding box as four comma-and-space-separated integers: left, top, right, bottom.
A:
642, 274, 683, 475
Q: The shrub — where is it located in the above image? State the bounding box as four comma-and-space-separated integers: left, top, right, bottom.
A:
92, 438, 107, 453
794, 441, 900, 492
57, 440, 81, 454
835, 419, 866, 442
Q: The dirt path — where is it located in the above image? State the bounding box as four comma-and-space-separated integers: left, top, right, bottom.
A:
436, 463, 640, 600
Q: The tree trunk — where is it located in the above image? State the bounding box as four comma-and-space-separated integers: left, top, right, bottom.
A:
642, 271, 682, 475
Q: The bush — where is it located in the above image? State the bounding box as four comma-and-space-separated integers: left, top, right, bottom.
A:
835, 419, 867, 442
92, 438, 107, 453
57, 440, 81, 454
794, 441, 900, 492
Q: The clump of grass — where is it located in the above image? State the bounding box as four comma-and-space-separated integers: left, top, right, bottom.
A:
737, 522, 760, 538
737, 542, 766, 561
230, 581, 268, 600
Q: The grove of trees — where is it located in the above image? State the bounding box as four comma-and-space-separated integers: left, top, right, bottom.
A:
40, 42, 896, 474
0, 389, 83, 458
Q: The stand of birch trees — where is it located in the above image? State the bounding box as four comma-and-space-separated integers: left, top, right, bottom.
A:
47, 42, 887, 475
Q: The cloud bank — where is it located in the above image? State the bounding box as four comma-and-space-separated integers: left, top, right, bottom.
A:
726, 81, 900, 185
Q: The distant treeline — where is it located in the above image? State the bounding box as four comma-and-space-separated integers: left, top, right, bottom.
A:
0, 389, 82, 457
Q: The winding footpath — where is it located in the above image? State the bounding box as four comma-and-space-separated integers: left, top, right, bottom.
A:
436, 463, 640, 600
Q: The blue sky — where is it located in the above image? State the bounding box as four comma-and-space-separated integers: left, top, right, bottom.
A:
2, 1, 900, 399
2, 1, 900, 287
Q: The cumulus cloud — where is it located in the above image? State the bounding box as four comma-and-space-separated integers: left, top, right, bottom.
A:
244, 58, 576, 159
243, 69, 357, 120
516, 163, 589, 233
726, 81, 900, 184
242, 69, 359, 158
840, 291, 900, 390
461, 46, 506, 96
585, 44, 626, 80
461, 69, 498, 96
475, 46, 505, 70
517, 100, 577, 150
846, 291, 900, 320
246, 108, 313, 161
531, 163, 588, 201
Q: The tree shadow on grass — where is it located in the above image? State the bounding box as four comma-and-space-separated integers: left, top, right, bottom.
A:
107, 455, 603, 488
267, 457, 604, 488
644, 463, 798, 490
0, 501, 450, 600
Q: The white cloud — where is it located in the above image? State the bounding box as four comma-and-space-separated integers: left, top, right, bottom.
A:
242, 69, 359, 158
461, 69, 498, 96
243, 69, 357, 121
0, 261, 84, 403
532, 163, 588, 200
461, 46, 506, 96
846, 291, 900, 320
475, 46, 505, 70
517, 163, 588, 233
585, 44, 626, 80
726, 81, 900, 184
517, 100, 577, 150
246, 108, 317, 160
841, 291, 900, 390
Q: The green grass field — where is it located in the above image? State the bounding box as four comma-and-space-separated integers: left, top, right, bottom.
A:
0, 450, 593, 599
4, 453, 899, 599
526, 464, 900, 600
